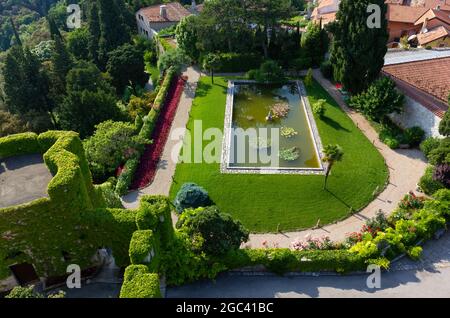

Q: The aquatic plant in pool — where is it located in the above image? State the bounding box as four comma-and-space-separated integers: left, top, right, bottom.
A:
222, 80, 324, 174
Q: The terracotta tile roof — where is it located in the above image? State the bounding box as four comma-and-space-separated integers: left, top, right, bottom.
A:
415, 8, 450, 25
139, 2, 191, 23
417, 25, 450, 44
387, 4, 429, 23
383, 57, 450, 117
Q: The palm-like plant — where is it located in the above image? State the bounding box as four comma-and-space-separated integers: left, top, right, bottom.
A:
322, 144, 344, 189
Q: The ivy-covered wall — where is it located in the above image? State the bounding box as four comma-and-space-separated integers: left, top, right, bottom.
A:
0, 132, 172, 287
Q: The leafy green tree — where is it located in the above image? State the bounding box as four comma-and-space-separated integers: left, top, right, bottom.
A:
329, 0, 388, 93
84, 120, 148, 180
247, 0, 294, 58
0, 110, 29, 137
176, 206, 249, 256
58, 61, 121, 137
301, 22, 328, 66
202, 53, 220, 84
107, 43, 149, 94
255, 60, 286, 83
176, 15, 200, 61
157, 48, 190, 74
67, 27, 91, 61
322, 144, 344, 189
2, 45, 56, 125
96, 0, 132, 68
349, 77, 404, 122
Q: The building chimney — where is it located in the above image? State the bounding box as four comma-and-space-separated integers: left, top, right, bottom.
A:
160, 5, 167, 19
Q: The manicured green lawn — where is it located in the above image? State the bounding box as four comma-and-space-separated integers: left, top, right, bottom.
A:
169, 77, 388, 233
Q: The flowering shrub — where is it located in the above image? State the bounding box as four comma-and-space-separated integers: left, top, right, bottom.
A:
398, 192, 426, 211
291, 235, 335, 251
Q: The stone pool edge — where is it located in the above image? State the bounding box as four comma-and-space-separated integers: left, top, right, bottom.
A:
220, 80, 327, 176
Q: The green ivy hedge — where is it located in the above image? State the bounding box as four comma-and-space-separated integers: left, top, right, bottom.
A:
129, 230, 160, 272
115, 67, 176, 195
221, 249, 366, 275
0, 132, 42, 158
120, 265, 162, 298
0, 133, 176, 282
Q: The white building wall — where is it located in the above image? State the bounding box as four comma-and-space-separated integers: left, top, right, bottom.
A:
389, 96, 443, 138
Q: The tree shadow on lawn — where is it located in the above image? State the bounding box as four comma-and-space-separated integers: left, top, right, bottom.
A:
321, 115, 351, 133
194, 82, 228, 98
325, 188, 352, 209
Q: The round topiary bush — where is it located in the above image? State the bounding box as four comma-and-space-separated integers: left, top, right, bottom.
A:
174, 183, 212, 213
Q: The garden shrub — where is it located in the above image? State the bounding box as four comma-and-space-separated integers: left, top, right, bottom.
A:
404, 126, 425, 147
160, 231, 227, 286
427, 137, 450, 165
407, 246, 423, 260
419, 166, 445, 195
174, 183, 212, 213
312, 99, 326, 117
433, 164, 450, 188
84, 120, 148, 182
250, 60, 286, 84
420, 137, 441, 157
349, 77, 404, 122
320, 60, 333, 80
0, 132, 41, 158
176, 206, 250, 256
120, 265, 161, 298
115, 158, 139, 196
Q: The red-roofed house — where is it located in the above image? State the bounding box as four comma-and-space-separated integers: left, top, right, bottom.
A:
382, 56, 450, 137
136, 2, 191, 39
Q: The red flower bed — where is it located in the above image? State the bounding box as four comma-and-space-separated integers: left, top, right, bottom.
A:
130, 76, 186, 190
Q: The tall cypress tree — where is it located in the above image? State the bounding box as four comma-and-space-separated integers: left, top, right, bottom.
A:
87, 0, 101, 65
329, 0, 388, 94
47, 17, 72, 100
97, 0, 131, 69
9, 17, 22, 46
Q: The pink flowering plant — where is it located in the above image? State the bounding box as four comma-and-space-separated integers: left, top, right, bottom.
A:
291, 235, 335, 251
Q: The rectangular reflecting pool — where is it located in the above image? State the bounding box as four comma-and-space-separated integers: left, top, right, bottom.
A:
221, 81, 325, 174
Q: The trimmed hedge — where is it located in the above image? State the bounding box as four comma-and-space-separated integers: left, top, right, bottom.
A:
120, 265, 162, 298
222, 249, 366, 275
0, 132, 41, 159
115, 158, 139, 196
115, 67, 176, 195
129, 230, 160, 271
0, 131, 109, 279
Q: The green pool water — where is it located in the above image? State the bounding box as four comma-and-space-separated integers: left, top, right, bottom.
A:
229, 83, 320, 169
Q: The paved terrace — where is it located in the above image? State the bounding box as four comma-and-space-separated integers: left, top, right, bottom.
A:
0, 154, 53, 208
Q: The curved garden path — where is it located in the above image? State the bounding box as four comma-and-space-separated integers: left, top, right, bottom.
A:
247, 69, 427, 248
122, 67, 427, 248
